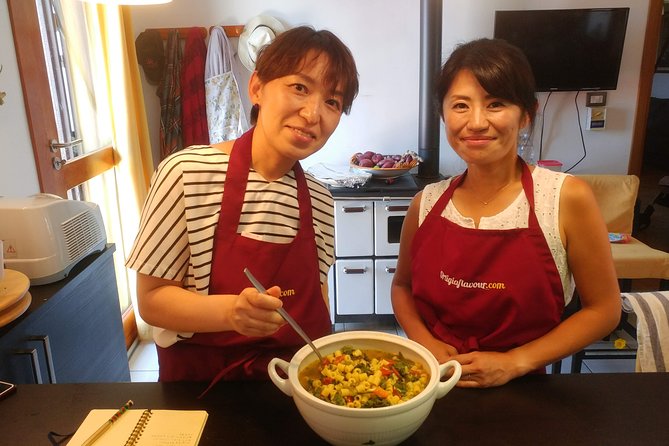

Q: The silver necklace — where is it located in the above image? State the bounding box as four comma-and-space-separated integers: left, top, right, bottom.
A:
474, 181, 514, 206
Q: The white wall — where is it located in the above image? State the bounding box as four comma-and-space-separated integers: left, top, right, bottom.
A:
440, 0, 649, 175
0, 0, 40, 197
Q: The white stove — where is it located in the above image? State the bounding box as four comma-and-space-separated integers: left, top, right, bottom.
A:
328, 174, 427, 322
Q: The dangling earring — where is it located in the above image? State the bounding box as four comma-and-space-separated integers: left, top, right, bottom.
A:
518, 126, 533, 163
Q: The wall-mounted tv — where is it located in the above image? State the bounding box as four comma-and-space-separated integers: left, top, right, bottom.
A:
494, 8, 630, 92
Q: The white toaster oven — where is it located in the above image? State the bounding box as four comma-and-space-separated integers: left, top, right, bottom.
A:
0, 194, 107, 285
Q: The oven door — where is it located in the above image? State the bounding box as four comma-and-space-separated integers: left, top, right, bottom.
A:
374, 258, 396, 314
334, 200, 374, 257
335, 259, 374, 315
374, 199, 410, 256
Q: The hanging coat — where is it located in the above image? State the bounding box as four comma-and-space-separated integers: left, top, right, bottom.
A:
180, 27, 209, 147
204, 26, 248, 144
158, 29, 182, 159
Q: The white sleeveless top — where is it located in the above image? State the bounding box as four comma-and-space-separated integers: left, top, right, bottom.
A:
419, 166, 574, 304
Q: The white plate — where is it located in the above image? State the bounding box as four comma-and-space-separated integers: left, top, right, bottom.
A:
350, 164, 413, 179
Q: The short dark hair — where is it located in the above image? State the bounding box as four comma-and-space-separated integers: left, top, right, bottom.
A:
436, 38, 537, 126
250, 26, 359, 124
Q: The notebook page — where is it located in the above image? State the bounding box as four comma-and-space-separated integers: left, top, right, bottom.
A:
68, 409, 142, 446
67, 409, 208, 446
136, 410, 208, 445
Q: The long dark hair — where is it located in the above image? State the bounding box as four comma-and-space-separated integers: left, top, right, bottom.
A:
250, 26, 359, 124
436, 38, 537, 126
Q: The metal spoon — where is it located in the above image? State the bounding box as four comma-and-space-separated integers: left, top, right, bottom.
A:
243, 268, 324, 363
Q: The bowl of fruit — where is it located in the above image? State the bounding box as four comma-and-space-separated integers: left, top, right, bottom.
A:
350, 151, 421, 179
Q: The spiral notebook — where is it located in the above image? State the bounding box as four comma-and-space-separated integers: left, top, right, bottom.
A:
68, 408, 208, 446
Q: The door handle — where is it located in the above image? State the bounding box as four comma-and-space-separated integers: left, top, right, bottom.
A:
27, 335, 57, 383
13, 348, 44, 384
385, 205, 409, 212
384, 267, 397, 274
49, 138, 82, 152
342, 206, 367, 213
342, 267, 367, 274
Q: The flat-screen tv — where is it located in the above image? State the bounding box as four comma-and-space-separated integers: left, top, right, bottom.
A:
494, 8, 630, 92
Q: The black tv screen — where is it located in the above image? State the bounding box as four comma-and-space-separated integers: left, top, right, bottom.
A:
494, 8, 629, 92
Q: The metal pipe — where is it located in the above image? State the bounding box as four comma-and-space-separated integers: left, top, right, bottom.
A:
417, 0, 442, 179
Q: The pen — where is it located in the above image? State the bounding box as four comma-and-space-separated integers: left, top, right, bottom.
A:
81, 399, 134, 446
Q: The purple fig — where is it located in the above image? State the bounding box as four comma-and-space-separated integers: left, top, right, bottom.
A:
372, 153, 384, 164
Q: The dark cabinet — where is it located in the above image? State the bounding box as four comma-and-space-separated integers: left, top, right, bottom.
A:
0, 244, 130, 384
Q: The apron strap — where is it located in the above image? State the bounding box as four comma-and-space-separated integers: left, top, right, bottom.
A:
198, 351, 259, 398
427, 157, 540, 229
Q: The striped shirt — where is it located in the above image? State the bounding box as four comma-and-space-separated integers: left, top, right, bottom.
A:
126, 146, 335, 295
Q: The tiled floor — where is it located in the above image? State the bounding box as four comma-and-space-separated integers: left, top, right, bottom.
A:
128, 340, 159, 382
128, 322, 636, 382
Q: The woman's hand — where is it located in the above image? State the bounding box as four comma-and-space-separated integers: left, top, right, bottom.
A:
225, 286, 287, 337
421, 337, 459, 364
452, 351, 526, 388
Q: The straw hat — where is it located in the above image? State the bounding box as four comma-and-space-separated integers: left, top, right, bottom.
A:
238, 15, 286, 71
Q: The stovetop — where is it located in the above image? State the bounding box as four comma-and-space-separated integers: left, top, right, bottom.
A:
327, 174, 443, 198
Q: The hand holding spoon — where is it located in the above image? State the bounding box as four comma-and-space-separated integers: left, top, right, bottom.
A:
243, 268, 324, 363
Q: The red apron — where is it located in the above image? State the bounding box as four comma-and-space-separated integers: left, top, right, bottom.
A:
411, 160, 564, 357
157, 127, 331, 387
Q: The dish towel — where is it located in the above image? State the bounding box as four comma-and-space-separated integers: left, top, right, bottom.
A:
204, 26, 248, 144
621, 291, 669, 372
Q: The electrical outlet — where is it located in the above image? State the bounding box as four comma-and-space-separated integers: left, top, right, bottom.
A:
586, 92, 607, 107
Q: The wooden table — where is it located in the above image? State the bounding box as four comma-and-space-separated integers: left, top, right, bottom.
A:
1, 373, 667, 445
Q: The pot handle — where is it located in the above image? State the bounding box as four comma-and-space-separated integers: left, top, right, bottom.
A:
435, 359, 462, 399
267, 358, 293, 397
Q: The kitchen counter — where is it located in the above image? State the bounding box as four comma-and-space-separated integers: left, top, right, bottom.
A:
2, 373, 668, 445
0, 245, 116, 337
